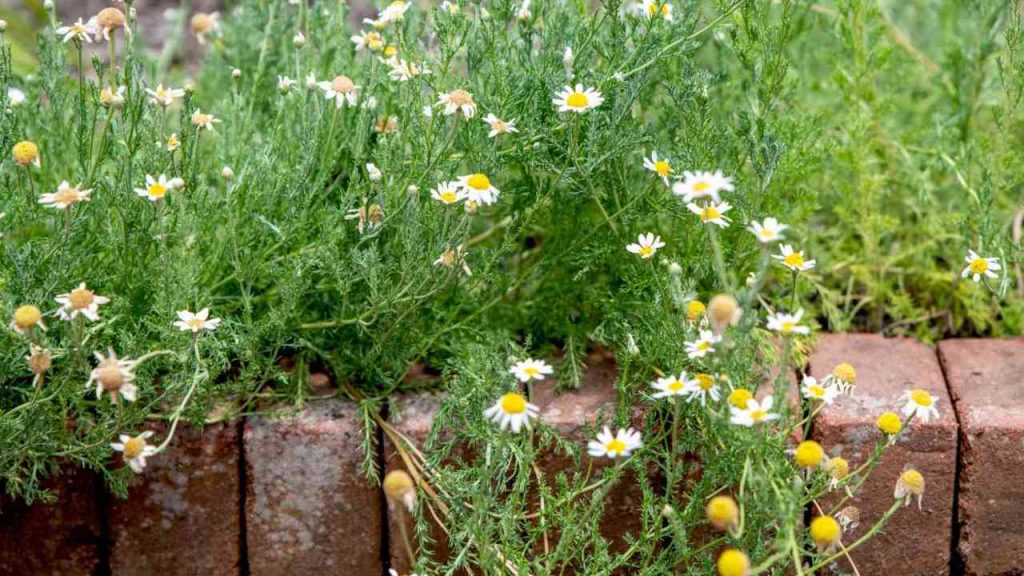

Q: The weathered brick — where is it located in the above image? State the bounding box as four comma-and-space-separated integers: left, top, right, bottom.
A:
809, 334, 957, 576
0, 467, 102, 576
938, 338, 1024, 575
106, 421, 242, 575
244, 399, 382, 576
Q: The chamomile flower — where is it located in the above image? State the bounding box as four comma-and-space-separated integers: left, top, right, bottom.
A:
111, 431, 157, 474
716, 549, 750, 576
650, 371, 693, 399
961, 250, 1001, 282
729, 396, 780, 427
792, 440, 826, 470
7, 87, 25, 107
88, 7, 126, 42
380, 0, 412, 23
458, 173, 500, 205
431, 181, 466, 205
434, 245, 472, 276
351, 30, 385, 51
10, 305, 45, 335
900, 389, 940, 423
87, 348, 139, 404
748, 217, 787, 243
190, 12, 220, 44
828, 457, 850, 490
509, 359, 554, 382
55, 18, 97, 43
387, 59, 430, 81
12, 141, 40, 167
173, 308, 221, 333
671, 170, 734, 203
191, 109, 221, 131
56, 283, 110, 322
800, 376, 838, 404
894, 468, 925, 509
39, 181, 92, 209
437, 89, 477, 118
26, 344, 53, 376
99, 85, 126, 108
643, 151, 672, 184
626, 233, 666, 259
687, 200, 732, 228
135, 174, 175, 202
877, 412, 903, 436
766, 309, 810, 336
687, 373, 721, 405
686, 300, 706, 323
809, 516, 842, 552
640, 0, 673, 21
319, 75, 360, 108
146, 84, 185, 108
165, 134, 181, 153
483, 114, 518, 137
483, 392, 539, 433
587, 426, 643, 459
706, 495, 739, 531
773, 244, 815, 272
685, 330, 722, 359
277, 76, 297, 92
552, 84, 604, 113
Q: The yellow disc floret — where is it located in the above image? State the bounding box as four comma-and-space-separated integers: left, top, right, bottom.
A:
832, 362, 856, 383
716, 549, 750, 576
877, 412, 902, 435
793, 440, 825, 469
12, 140, 39, 166
12, 305, 42, 330
686, 300, 706, 322
705, 495, 739, 531
809, 515, 842, 548
500, 392, 527, 414
728, 388, 753, 410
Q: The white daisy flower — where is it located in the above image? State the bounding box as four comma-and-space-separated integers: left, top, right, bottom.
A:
685, 330, 722, 359
431, 181, 466, 205
191, 108, 221, 131
773, 244, 815, 272
961, 250, 1001, 282
650, 372, 694, 399
7, 87, 25, 107
671, 170, 734, 203
458, 173, 500, 205
379, 0, 411, 23
387, 59, 430, 82
100, 85, 126, 108
277, 76, 297, 92
687, 200, 732, 228
437, 89, 477, 118
111, 431, 158, 473
509, 359, 554, 382
367, 163, 382, 181
687, 373, 721, 405
643, 151, 672, 184
134, 174, 174, 202
39, 181, 92, 209
56, 282, 110, 322
318, 75, 360, 108
145, 84, 186, 107
900, 389, 940, 423
483, 392, 539, 433
765, 309, 811, 336
351, 30, 385, 52
87, 348, 139, 404
800, 376, 838, 405
55, 18, 97, 43
626, 233, 666, 259
552, 84, 604, 113
587, 427, 643, 459
433, 245, 472, 276
640, 0, 673, 21
730, 396, 780, 427
173, 308, 221, 333
483, 114, 518, 138
748, 217, 787, 243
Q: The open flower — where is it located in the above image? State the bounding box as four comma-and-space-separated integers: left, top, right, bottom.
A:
643, 151, 672, 184
687, 373, 721, 405
431, 181, 466, 205
961, 250, 1001, 282
7, 87, 25, 107
552, 84, 604, 113
111, 431, 157, 473
509, 359, 554, 382
39, 181, 92, 209
56, 18, 97, 43
685, 330, 722, 359
748, 217, 787, 243
387, 59, 430, 81
277, 76, 297, 92
87, 348, 139, 404
483, 114, 518, 137
100, 85, 126, 108
173, 308, 221, 333
773, 244, 815, 272
145, 84, 186, 107
437, 89, 477, 118
766, 309, 810, 336
894, 468, 925, 509
483, 392, 539, 433
351, 29, 385, 51
458, 173, 500, 205
640, 0, 673, 20
134, 174, 175, 202
671, 170, 733, 203
687, 200, 732, 228
10, 305, 45, 335
191, 109, 221, 131
801, 376, 838, 404
56, 282, 110, 322
626, 233, 665, 259
587, 427, 642, 459
730, 396, 780, 427
900, 389, 939, 423
651, 371, 694, 399
319, 75, 360, 108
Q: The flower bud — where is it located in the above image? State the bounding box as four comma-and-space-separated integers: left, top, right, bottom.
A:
383, 470, 417, 512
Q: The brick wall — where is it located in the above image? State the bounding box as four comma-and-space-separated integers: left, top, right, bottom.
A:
1, 335, 1021, 575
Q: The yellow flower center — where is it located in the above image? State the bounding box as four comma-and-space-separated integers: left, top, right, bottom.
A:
667, 380, 685, 392
653, 160, 670, 177
647, 2, 670, 16
604, 438, 627, 455
808, 385, 826, 397
97, 7, 126, 30
122, 437, 145, 459
55, 188, 82, 205
191, 13, 215, 34
794, 440, 825, 469
832, 362, 856, 383
696, 373, 714, 391
809, 516, 841, 546
523, 366, 539, 377
13, 305, 42, 329
759, 229, 774, 239
968, 258, 988, 274
97, 361, 125, 391
705, 496, 738, 529
447, 89, 474, 107
701, 207, 720, 221
877, 412, 902, 435
783, 252, 804, 268
68, 288, 95, 309
728, 389, 752, 409
466, 173, 490, 191
639, 245, 653, 257
439, 190, 458, 204
899, 469, 925, 494
910, 389, 932, 407
500, 393, 528, 414
566, 91, 589, 108
749, 409, 767, 422
781, 321, 796, 333
12, 141, 39, 166
368, 37, 384, 51
717, 549, 750, 576
697, 341, 711, 351
492, 120, 508, 132
692, 180, 710, 193
188, 318, 205, 330
148, 182, 168, 198
332, 75, 355, 93
686, 300, 706, 321
829, 457, 849, 480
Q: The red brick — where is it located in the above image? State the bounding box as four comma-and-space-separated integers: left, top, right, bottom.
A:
0, 467, 102, 575
106, 421, 241, 575
938, 338, 1024, 575
809, 334, 957, 576
244, 399, 382, 576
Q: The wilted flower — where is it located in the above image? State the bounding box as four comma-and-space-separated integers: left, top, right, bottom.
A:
87, 348, 139, 404
319, 75, 360, 108
895, 468, 925, 509
10, 305, 45, 335
111, 431, 157, 473
483, 114, 518, 137
56, 282, 110, 322
39, 181, 92, 210
437, 89, 477, 118
146, 84, 186, 107
190, 12, 220, 44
